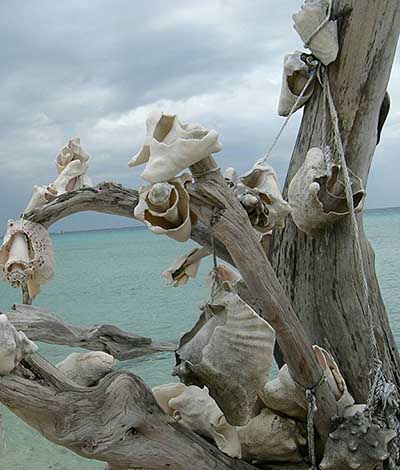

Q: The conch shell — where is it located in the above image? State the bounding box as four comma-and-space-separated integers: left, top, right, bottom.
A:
134, 173, 197, 242
0, 314, 38, 375
174, 283, 276, 425
169, 385, 242, 459
278, 51, 317, 117
293, 0, 339, 66
56, 351, 117, 387
128, 111, 222, 183
55, 137, 92, 191
163, 247, 210, 287
0, 219, 55, 299
288, 147, 365, 236
237, 407, 306, 463
152, 382, 188, 415
24, 185, 58, 215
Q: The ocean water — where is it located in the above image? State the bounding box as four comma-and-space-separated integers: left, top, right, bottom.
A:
0, 208, 399, 470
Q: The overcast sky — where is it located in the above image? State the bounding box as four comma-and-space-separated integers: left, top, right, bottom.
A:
0, 0, 399, 232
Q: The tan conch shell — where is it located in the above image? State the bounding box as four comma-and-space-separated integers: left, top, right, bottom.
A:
163, 247, 210, 287
288, 148, 365, 236
55, 138, 93, 192
24, 185, 58, 214
56, 351, 117, 386
320, 411, 396, 469
152, 383, 188, 415
174, 283, 276, 425
134, 173, 197, 242
205, 264, 241, 288
0, 219, 55, 299
169, 385, 242, 459
293, 0, 339, 66
237, 407, 306, 463
0, 314, 38, 375
128, 110, 222, 183
278, 51, 317, 117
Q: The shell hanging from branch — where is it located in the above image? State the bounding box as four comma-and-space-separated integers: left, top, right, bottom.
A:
168, 385, 242, 459
134, 173, 197, 242
163, 247, 211, 287
173, 283, 276, 426
0, 219, 55, 299
320, 411, 397, 469
0, 314, 38, 375
225, 163, 291, 233
288, 147, 365, 236
278, 51, 317, 117
128, 110, 222, 183
56, 352, 117, 387
293, 0, 339, 66
237, 407, 306, 463
152, 382, 188, 415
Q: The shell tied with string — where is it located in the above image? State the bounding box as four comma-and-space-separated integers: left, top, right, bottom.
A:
0, 219, 55, 299
128, 111, 223, 183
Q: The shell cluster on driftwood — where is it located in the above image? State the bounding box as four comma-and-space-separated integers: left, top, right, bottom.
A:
0, 219, 55, 299
288, 147, 365, 235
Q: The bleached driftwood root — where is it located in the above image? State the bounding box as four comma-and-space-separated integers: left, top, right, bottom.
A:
4, 304, 176, 360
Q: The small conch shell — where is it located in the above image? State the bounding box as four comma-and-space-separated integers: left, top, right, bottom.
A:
293, 0, 339, 66
0, 219, 55, 299
152, 383, 188, 415
128, 110, 223, 183
0, 314, 38, 375
56, 351, 117, 387
163, 247, 210, 287
55, 138, 93, 192
288, 147, 365, 236
237, 407, 306, 462
168, 385, 242, 459
174, 283, 276, 425
24, 185, 58, 214
320, 411, 397, 470
278, 51, 317, 117
134, 173, 197, 242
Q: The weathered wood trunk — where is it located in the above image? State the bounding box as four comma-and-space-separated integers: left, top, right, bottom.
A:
271, 0, 400, 402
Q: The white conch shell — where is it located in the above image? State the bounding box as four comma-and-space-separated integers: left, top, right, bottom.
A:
56, 351, 116, 386
0, 314, 38, 375
24, 185, 58, 214
152, 383, 188, 415
313, 345, 354, 414
0, 219, 55, 299
293, 0, 339, 66
240, 162, 291, 232
55, 138, 93, 192
237, 407, 306, 462
128, 111, 223, 183
278, 51, 317, 117
174, 284, 276, 425
163, 247, 210, 287
288, 148, 365, 236
134, 173, 197, 242
169, 385, 242, 459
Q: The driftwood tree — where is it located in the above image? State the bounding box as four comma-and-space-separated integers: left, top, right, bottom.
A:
0, 1, 399, 469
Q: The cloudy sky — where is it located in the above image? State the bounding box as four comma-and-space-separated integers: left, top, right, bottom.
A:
0, 0, 399, 232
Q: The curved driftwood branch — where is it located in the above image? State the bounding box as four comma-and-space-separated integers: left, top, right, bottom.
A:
0, 354, 257, 470
4, 304, 176, 360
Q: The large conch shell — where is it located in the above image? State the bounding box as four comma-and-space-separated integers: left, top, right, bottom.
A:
56, 351, 117, 387
278, 51, 317, 117
0, 314, 38, 375
174, 283, 276, 425
288, 148, 365, 236
128, 111, 223, 183
152, 382, 188, 415
24, 185, 58, 214
0, 219, 55, 299
320, 411, 397, 469
169, 385, 242, 459
55, 137, 92, 191
163, 247, 210, 287
134, 173, 197, 242
293, 0, 339, 66
225, 163, 290, 232
237, 407, 306, 463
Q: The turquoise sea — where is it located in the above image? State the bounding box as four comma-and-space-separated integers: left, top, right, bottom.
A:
0, 208, 399, 470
